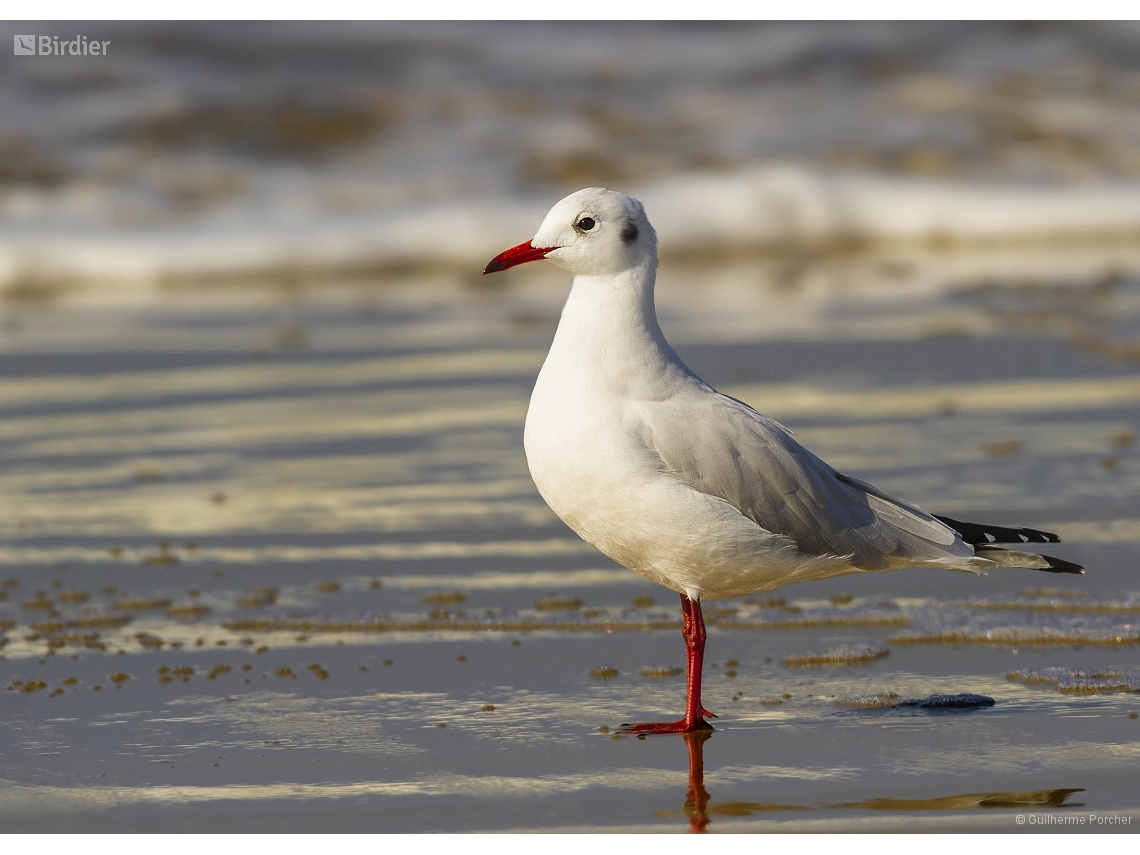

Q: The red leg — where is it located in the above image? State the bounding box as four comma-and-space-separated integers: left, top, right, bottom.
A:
620, 594, 715, 735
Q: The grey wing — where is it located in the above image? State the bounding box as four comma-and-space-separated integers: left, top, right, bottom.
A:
638, 391, 969, 569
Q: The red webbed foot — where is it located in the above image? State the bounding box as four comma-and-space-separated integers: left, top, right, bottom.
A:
618, 717, 714, 735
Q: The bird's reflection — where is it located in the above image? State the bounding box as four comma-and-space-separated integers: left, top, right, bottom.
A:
682, 730, 712, 833
663, 729, 1085, 832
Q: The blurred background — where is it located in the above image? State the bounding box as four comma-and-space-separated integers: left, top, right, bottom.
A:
5, 21, 1140, 284
2, 21, 1140, 832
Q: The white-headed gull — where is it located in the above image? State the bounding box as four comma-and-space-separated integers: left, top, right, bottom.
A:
484, 187, 1082, 735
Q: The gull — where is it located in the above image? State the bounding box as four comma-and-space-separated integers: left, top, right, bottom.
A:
484, 187, 1083, 735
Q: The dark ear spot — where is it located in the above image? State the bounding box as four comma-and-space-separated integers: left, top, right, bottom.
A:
621, 220, 639, 243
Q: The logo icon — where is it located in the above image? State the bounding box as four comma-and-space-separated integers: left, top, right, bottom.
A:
14, 35, 36, 55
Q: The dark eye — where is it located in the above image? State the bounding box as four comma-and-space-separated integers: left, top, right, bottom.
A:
576, 217, 595, 232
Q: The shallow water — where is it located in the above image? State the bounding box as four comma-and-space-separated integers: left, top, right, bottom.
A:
1, 257, 1139, 832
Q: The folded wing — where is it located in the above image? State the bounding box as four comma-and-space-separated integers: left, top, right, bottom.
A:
638, 391, 971, 570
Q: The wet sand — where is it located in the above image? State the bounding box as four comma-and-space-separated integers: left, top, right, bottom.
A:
1, 256, 1139, 832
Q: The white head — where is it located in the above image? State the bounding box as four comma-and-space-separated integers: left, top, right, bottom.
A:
485, 188, 657, 278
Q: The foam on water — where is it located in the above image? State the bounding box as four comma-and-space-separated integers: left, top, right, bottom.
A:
1007, 666, 1140, 694
782, 644, 890, 667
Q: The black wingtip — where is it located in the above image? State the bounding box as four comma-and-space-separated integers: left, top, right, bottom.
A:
976, 546, 1085, 575
973, 545, 1085, 575
934, 515, 1062, 546
1042, 555, 1085, 575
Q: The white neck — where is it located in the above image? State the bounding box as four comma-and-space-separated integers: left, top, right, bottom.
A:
541, 258, 697, 397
